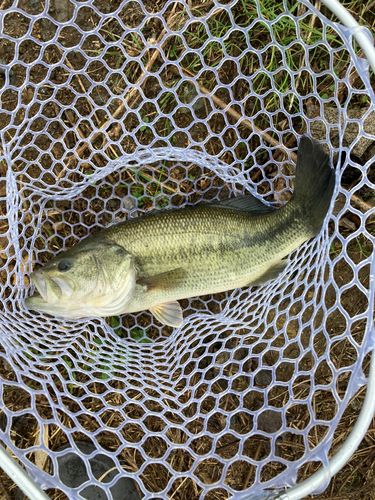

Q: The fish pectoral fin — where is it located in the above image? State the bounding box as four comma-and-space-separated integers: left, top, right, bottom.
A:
250, 259, 288, 286
137, 268, 186, 291
150, 301, 183, 328
208, 193, 276, 214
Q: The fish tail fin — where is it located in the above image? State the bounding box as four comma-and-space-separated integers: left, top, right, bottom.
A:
292, 136, 335, 235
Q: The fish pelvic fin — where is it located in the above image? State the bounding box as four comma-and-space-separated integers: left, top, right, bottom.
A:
292, 136, 335, 235
150, 301, 183, 328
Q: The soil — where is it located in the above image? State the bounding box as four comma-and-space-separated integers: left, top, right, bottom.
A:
0, 1, 374, 499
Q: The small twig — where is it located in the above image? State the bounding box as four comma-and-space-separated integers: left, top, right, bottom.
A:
57, 55, 118, 178
54, 4, 372, 218
60, 3, 180, 176
169, 476, 189, 499
244, 440, 262, 487
350, 195, 374, 212
0, 478, 11, 500
34, 424, 49, 471
137, 170, 176, 194
364, 0, 375, 13
183, 69, 374, 213
182, 67, 293, 158
97, 466, 119, 483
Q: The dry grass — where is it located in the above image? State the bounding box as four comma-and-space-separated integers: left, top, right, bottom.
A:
0, 0, 374, 498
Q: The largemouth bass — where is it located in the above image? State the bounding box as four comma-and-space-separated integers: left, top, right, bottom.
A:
26, 137, 335, 327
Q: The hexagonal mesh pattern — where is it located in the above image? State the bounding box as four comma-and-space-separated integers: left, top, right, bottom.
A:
0, 0, 374, 498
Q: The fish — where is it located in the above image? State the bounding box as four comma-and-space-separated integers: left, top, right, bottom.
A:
25, 136, 335, 327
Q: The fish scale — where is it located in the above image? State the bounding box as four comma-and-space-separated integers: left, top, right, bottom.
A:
26, 137, 335, 327
100, 203, 309, 314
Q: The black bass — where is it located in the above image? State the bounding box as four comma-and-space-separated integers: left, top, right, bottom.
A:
26, 137, 335, 327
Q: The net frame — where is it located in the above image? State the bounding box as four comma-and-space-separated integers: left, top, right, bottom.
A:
0, 0, 374, 499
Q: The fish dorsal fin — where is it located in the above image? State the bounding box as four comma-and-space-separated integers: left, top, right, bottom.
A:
208, 193, 276, 214
137, 268, 186, 291
250, 259, 288, 287
150, 301, 183, 327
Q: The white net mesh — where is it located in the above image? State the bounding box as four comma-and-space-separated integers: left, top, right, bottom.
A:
0, 0, 374, 498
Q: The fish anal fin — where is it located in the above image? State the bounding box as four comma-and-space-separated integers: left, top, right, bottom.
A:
137, 268, 186, 291
150, 301, 183, 327
251, 260, 288, 287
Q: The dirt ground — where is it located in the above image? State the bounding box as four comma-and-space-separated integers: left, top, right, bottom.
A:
0, 0, 374, 499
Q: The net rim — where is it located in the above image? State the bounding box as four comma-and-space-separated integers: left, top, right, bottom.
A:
265, 2, 375, 498
0, 0, 374, 499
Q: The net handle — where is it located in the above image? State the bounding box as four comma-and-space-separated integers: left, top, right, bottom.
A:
321, 0, 375, 71
0, 443, 49, 500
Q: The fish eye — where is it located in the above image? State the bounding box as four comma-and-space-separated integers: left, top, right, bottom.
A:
58, 260, 72, 272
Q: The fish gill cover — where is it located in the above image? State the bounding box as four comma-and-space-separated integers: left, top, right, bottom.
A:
0, 0, 374, 498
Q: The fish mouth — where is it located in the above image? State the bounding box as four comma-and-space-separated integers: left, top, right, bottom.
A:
30, 271, 49, 302
28, 271, 63, 304
25, 272, 68, 317
26, 271, 81, 318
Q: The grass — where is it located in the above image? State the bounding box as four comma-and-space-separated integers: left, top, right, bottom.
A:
0, 0, 374, 498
